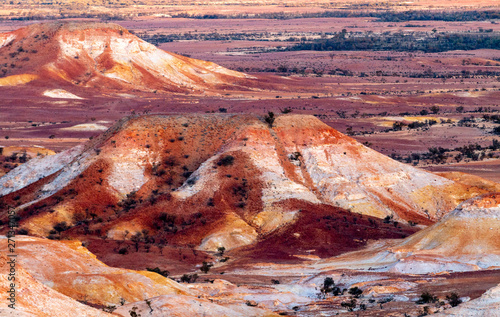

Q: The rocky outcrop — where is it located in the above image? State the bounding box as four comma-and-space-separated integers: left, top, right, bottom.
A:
0, 236, 278, 316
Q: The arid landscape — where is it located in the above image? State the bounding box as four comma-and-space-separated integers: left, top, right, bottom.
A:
1, 1, 500, 316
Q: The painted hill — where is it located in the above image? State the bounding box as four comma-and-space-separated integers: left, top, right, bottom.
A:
315, 193, 500, 274
0, 114, 492, 258
0, 22, 256, 93
387, 192, 500, 271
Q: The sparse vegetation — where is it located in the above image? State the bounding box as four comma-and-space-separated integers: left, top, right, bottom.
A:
446, 292, 462, 307
416, 291, 438, 304
146, 267, 170, 278
200, 261, 213, 273
217, 155, 235, 166
288, 32, 500, 53
264, 111, 275, 128
320, 277, 342, 296
180, 273, 199, 283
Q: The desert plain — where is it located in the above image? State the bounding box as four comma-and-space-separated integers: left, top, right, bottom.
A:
1, 1, 500, 316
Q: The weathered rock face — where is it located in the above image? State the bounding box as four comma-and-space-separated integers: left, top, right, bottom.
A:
0, 235, 190, 307
0, 114, 492, 254
387, 193, 500, 271
314, 193, 500, 274
0, 253, 112, 317
0, 22, 255, 92
0, 236, 278, 317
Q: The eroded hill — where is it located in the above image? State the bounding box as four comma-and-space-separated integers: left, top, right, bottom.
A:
0, 22, 258, 93
0, 114, 493, 259
310, 193, 500, 275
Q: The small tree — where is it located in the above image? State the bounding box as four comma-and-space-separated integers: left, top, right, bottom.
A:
131, 232, 143, 252
264, 112, 275, 128
200, 261, 213, 273
146, 267, 170, 278
348, 286, 363, 298
145, 299, 153, 313
416, 291, 438, 304
321, 277, 335, 294
129, 306, 141, 317
430, 105, 440, 114
216, 246, 226, 256
180, 273, 198, 283
446, 293, 462, 307
341, 299, 357, 312
53, 221, 69, 234
217, 155, 234, 166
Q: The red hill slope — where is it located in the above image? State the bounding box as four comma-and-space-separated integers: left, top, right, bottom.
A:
0, 22, 256, 93
0, 114, 493, 257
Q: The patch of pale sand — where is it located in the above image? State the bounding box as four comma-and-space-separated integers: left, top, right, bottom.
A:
374, 116, 454, 127
42, 89, 83, 99
60, 123, 108, 131
453, 91, 485, 98
0, 34, 16, 48
106, 147, 151, 196
197, 213, 259, 252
